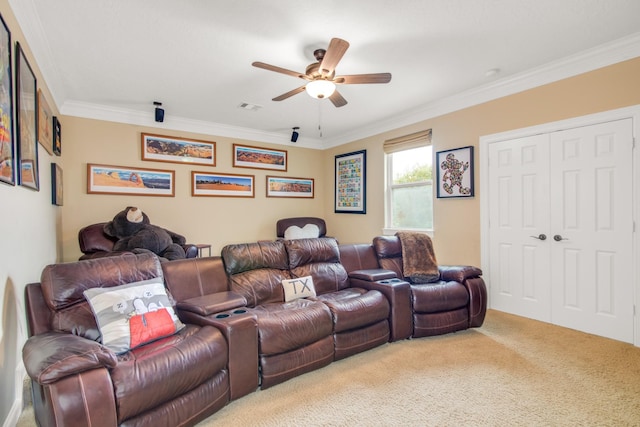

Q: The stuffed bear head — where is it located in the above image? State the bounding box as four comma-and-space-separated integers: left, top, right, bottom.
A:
103, 206, 150, 239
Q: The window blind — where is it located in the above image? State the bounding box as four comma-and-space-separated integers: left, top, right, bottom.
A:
383, 129, 432, 154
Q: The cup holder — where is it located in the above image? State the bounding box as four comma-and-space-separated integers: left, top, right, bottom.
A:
379, 278, 403, 284
215, 313, 230, 319
233, 309, 247, 314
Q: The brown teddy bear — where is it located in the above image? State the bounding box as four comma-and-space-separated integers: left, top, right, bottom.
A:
103, 206, 187, 261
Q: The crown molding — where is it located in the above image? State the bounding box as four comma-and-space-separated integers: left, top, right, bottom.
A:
321, 32, 640, 148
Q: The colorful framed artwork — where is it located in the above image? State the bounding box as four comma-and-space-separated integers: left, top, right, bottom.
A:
191, 171, 255, 197
51, 163, 62, 206
335, 149, 366, 214
266, 176, 314, 198
0, 14, 13, 186
38, 89, 53, 155
232, 143, 287, 171
436, 146, 474, 198
53, 116, 61, 155
141, 133, 215, 166
16, 42, 38, 190
87, 163, 175, 196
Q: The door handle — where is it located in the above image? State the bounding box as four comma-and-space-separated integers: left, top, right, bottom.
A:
530, 234, 547, 241
553, 234, 568, 242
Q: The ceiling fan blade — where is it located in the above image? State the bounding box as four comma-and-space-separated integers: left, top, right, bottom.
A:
320, 38, 349, 76
252, 62, 310, 80
329, 90, 347, 108
272, 85, 306, 101
334, 73, 392, 84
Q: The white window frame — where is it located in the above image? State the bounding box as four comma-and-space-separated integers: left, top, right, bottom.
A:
383, 144, 434, 236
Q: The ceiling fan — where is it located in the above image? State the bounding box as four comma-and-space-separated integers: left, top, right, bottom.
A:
252, 38, 391, 108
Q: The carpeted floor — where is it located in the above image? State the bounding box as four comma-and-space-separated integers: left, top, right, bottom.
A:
17, 310, 640, 426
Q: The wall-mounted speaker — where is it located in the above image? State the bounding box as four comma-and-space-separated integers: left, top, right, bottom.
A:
155, 107, 165, 123
291, 127, 299, 142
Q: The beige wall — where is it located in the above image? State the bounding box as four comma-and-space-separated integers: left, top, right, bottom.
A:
324, 58, 640, 266
61, 117, 326, 260
63, 58, 640, 266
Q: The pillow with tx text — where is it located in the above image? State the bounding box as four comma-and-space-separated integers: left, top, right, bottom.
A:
84, 278, 185, 354
282, 275, 316, 302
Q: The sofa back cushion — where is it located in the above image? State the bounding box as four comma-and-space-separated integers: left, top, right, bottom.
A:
162, 256, 229, 302
284, 237, 349, 295
372, 235, 404, 279
221, 240, 291, 307
40, 253, 164, 340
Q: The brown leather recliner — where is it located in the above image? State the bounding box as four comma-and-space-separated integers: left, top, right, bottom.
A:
221, 240, 336, 389
78, 222, 199, 260
372, 235, 487, 337
22, 253, 230, 427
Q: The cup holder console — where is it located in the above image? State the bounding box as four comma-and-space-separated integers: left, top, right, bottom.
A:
214, 308, 250, 319
378, 278, 404, 284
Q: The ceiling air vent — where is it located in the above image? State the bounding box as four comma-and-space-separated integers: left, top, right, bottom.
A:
238, 102, 262, 112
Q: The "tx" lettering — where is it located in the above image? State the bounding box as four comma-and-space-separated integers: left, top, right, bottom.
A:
290, 278, 311, 294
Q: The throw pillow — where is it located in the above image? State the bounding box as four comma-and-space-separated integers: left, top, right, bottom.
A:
284, 224, 320, 240
282, 275, 316, 302
84, 278, 185, 354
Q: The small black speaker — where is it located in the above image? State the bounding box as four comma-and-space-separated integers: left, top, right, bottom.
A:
291, 131, 299, 142
155, 107, 165, 123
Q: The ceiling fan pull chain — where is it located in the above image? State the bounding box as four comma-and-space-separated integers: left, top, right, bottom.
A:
318, 101, 323, 137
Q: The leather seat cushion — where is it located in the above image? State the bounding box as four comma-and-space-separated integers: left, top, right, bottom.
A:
314, 288, 390, 333
411, 281, 469, 313
253, 299, 333, 356
111, 325, 228, 422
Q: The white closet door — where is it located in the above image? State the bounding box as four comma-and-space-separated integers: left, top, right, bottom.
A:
488, 134, 551, 321
549, 119, 634, 343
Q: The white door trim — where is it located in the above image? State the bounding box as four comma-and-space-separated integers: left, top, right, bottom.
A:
480, 105, 640, 346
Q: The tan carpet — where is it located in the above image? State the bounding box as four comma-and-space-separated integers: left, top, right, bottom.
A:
18, 310, 640, 426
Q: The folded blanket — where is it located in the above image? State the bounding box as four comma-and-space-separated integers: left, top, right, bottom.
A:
396, 231, 439, 283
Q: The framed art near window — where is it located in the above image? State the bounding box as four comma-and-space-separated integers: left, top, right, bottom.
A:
0, 14, 13, 186
436, 146, 474, 198
335, 149, 366, 214
16, 42, 38, 190
266, 176, 314, 198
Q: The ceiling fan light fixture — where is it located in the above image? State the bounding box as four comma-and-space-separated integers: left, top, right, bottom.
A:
306, 80, 336, 99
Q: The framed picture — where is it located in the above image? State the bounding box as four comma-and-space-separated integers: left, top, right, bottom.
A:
0, 14, 13, 186
38, 89, 53, 155
53, 116, 61, 156
335, 149, 366, 214
233, 143, 287, 171
266, 176, 314, 198
141, 133, 215, 166
191, 171, 254, 197
16, 42, 38, 190
87, 163, 175, 197
436, 146, 474, 198
51, 163, 62, 206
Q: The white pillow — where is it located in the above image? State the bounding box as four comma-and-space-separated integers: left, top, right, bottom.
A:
284, 224, 320, 240
282, 275, 316, 302
84, 278, 185, 354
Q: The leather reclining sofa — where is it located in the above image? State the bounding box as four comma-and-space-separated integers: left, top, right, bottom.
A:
23, 235, 486, 426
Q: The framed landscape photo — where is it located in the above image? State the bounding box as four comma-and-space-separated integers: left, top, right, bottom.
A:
38, 89, 53, 155
87, 163, 175, 196
141, 133, 215, 166
51, 163, 62, 206
335, 149, 366, 214
266, 176, 314, 198
233, 143, 287, 171
16, 42, 38, 191
0, 14, 13, 186
191, 171, 254, 197
436, 146, 474, 198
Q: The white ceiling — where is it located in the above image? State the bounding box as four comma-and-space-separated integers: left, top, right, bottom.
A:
10, 0, 640, 149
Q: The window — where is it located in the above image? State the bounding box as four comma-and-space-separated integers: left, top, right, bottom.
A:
384, 130, 433, 231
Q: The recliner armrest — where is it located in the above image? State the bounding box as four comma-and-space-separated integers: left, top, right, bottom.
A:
23, 332, 117, 385
348, 268, 397, 282
439, 265, 482, 282
177, 291, 247, 316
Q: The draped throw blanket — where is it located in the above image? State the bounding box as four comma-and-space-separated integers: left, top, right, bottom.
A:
396, 231, 439, 284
